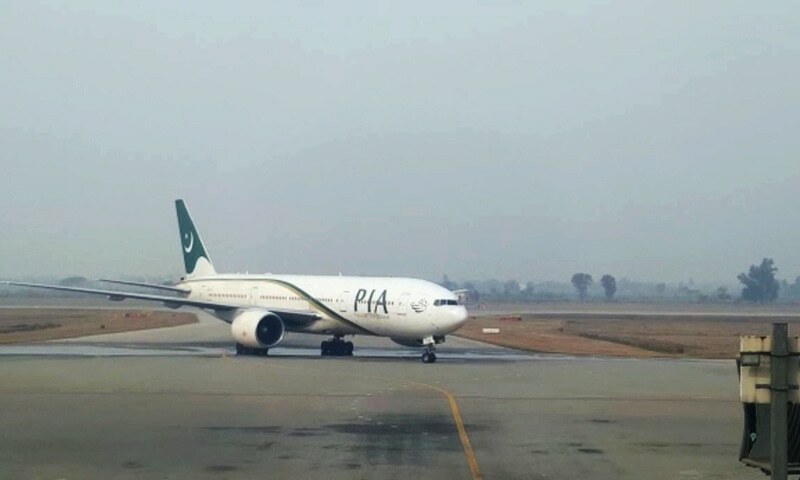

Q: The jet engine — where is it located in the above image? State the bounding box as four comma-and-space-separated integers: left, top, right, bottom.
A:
231, 309, 285, 348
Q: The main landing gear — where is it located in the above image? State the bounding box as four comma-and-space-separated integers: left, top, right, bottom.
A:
421, 336, 437, 364
320, 335, 354, 357
235, 343, 269, 356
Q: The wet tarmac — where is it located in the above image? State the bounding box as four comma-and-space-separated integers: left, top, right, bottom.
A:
0, 310, 757, 479
0, 343, 540, 361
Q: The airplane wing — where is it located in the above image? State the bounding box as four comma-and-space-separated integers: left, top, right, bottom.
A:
98, 279, 191, 295
1, 281, 321, 325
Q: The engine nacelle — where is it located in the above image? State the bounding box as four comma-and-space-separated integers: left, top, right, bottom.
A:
390, 336, 446, 348
231, 309, 285, 348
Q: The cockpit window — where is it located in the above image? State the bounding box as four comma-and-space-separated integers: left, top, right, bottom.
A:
434, 299, 459, 306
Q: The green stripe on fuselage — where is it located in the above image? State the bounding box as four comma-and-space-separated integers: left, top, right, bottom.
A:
184, 277, 376, 336
263, 279, 375, 335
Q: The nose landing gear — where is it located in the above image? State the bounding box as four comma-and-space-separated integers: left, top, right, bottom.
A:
421, 335, 439, 363
421, 350, 437, 363
320, 335, 354, 357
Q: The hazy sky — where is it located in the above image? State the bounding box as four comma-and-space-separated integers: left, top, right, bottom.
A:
1, 1, 798, 283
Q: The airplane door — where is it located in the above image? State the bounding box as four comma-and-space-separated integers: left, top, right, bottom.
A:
337, 291, 350, 314
397, 293, 410, 316
249, 287, 260, 306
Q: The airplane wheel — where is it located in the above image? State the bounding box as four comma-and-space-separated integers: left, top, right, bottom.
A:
422, 352, 437, 364
236, 343, 245, 355
320, 341, 329, 356
345, 341, 354, 356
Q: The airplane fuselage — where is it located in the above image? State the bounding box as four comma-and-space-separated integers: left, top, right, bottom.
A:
181, 274, 469, 339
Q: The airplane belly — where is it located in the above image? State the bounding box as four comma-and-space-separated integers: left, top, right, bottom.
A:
353, 314, 432, 338
285, 317, 361, 335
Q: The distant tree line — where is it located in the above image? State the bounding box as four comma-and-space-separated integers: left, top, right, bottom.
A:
569, 273, 617, 301
437, 257, 800, 305
440, 273, 620, 303
737, 258, 779, 303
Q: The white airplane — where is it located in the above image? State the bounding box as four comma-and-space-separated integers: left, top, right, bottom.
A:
4, 200, 468, 363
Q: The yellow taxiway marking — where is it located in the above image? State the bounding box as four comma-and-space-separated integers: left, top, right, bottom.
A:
411, 381, 483, 480
240, 358, 483, 480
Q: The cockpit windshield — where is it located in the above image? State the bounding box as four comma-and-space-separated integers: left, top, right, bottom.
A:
433, 299, 459, 306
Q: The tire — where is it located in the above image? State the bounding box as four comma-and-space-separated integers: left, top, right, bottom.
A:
332, 341, 344, 356
236, 343, 245, 355
422, 352, 436, 364
320, 341, 329, 356
345, 341, 354, 356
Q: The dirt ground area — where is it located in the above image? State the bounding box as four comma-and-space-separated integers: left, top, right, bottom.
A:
457, 311, 800, 359
0, 309, 197, 344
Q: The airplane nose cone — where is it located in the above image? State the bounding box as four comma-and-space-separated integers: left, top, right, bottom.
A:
449, 305, 469, 330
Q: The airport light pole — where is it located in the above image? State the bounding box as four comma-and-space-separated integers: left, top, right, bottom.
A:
771, 322, 789, 480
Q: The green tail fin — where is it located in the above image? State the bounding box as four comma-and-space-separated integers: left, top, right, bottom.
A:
175, 199, 216, 278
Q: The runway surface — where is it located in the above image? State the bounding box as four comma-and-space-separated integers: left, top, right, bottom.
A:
0, 311, 755, 479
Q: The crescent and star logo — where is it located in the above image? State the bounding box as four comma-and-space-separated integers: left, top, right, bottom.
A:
410, 298, 428, 313
183, 232, 194, 253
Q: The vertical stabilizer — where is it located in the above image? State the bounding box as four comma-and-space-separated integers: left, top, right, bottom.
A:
175, 199, 217, 278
